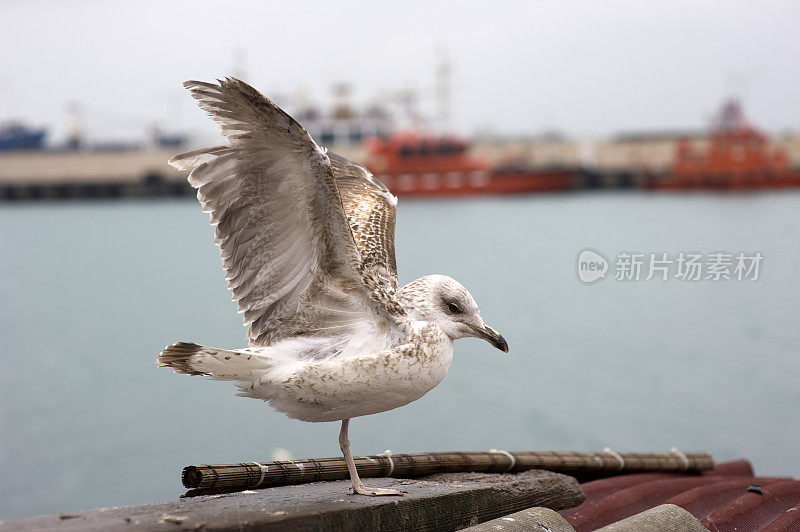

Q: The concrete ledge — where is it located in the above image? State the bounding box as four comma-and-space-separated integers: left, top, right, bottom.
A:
1, 470, 584, 532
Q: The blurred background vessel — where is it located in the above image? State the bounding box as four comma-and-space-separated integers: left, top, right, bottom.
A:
649, 100, 800, 189
0, 122, 47, 151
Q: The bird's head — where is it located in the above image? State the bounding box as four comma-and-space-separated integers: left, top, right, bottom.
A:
397, 275, 508, 353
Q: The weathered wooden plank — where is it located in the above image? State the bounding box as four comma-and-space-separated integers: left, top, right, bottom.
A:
0, 470, 584, 532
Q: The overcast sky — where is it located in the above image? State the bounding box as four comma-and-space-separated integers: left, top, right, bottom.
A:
1, 0, 798, 144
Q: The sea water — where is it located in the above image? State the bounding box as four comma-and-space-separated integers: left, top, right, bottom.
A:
1, 191, 798, 519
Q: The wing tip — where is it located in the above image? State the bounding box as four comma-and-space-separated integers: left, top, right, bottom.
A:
167, 154, 185, 170
182, 77, 251, 98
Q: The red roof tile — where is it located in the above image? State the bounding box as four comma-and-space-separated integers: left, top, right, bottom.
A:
702, 480, 800, 532
568, 477, 735, 531
665, 478, 791, 521
558, 460, 800, 532
761, 502, 800, 531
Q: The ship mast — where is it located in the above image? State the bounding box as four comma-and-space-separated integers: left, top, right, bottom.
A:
435, 46, 451, 132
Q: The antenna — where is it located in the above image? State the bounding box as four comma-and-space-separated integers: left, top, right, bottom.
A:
724, 65, 763, 109
232, 48, 248, 81
65, 100, 83, 150
435, 45, 451, 131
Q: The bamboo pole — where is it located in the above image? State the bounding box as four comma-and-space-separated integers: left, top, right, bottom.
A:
182, 450, 714, 494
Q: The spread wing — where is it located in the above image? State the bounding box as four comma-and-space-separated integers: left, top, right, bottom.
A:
170, 78, 401, 347
329, 153, 398, 289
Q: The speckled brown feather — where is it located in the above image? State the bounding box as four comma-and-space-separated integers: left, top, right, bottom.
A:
329, 153, 398, 288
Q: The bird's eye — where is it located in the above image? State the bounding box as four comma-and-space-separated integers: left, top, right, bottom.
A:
446, 302, 460, 314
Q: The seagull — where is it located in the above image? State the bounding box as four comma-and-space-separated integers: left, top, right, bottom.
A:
158, 78, 509, 496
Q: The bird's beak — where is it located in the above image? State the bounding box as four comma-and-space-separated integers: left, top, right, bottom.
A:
469, 323, 509, 353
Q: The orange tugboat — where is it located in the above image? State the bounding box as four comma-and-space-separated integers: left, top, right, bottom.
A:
649, 100, 800, 190
363, 132, 577, 197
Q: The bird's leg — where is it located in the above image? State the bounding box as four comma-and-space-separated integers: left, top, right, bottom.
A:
338, 419, 403, 496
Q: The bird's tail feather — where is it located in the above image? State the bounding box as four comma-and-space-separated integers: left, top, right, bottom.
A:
158, 342, 272, 381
